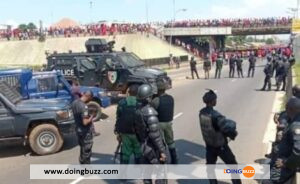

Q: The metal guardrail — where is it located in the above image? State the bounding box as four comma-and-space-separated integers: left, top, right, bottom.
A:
143, 55, 189, 67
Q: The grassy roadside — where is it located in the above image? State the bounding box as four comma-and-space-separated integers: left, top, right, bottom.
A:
294, 62, 300, 84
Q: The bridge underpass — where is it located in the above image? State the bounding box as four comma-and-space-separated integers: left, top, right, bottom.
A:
163, 25, 292, 51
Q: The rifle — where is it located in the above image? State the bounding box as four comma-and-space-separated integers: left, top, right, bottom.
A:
114, 137, 122, 164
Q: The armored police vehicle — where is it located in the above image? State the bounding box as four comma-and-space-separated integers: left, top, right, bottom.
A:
0, 69, 111, 121
0, 81, 75, 155
46, 38, 172, 94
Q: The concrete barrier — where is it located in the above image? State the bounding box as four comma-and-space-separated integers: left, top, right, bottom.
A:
0, 34, 191, 67
143, 55, 189, 67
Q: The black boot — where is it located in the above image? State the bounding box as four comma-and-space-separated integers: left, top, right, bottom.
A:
169, 148, 178, 164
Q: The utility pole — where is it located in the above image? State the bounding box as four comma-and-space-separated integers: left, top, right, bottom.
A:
145, 0, 149, 24
90, 1, 93, 23
297, 0, 300, 18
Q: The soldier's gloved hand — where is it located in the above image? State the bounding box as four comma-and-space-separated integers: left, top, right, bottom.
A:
160, 153, 167, 163
275, 158, 285, 168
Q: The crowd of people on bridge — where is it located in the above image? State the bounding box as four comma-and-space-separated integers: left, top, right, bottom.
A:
47, 23, 152, 37
165, 17, 292, 28
0, 23, 154, 41
1, 16, 293, 41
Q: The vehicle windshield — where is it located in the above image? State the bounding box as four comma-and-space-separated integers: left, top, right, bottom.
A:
80, 58, 96, 70
0, 81, 22, 104
118, 53, 144, 68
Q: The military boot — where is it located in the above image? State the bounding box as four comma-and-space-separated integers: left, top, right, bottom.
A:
169, 148, 178, 164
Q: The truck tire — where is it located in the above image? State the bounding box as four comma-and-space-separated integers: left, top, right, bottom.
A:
87, 101, 102, 121
29, 124, 63, 155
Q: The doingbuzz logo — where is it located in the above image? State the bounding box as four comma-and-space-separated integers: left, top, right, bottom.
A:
224, 166, 255, 178
242, 166, 255, 178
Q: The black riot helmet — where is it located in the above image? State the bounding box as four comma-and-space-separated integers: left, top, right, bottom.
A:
286, 97, 300, 119
292, 85, 300, 98
157, 80, 167, 93
202, 89, 217, 105
137, 84, 153, 100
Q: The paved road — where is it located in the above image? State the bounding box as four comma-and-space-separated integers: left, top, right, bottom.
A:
0, 59, 279, 184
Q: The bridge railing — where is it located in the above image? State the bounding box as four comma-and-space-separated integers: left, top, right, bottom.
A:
232, 25, 291, 30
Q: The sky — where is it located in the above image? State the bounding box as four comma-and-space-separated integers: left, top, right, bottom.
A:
0, 0, 298, 28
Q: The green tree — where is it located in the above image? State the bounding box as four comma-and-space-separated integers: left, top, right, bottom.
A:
266, 38, 275, 45
27, 22, 37, 30
18, 24, 27, 31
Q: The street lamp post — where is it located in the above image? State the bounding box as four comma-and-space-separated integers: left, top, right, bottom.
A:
297, 0, 300, 18
168, 8, 187, 55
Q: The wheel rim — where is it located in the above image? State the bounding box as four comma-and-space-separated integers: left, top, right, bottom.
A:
37, 131, 56, 148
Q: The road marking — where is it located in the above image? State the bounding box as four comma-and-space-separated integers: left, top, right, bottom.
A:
263, 92, 285, 154
70, 176, 84, 184
231, 79, 236, 82
173, 112, 183, 120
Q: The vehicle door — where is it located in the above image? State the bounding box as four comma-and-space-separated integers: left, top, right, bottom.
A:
99, 56, 122, 90
51, 57, 77, 83
75, 56, 98, 86
56, 75, 72, 101
28, 77, 58, 99
0, 100, 15, 137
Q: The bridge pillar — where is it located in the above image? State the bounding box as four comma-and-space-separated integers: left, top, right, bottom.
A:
211, 35, 226, 51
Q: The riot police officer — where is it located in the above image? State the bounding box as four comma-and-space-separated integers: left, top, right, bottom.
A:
281, 56, 290, 91
248, 52, 256, 78
265, 85, 300, 159
152, 81, 178, 164
71, 91, 95, 164
229, 54, 236, 78
134, 84, 167, 184
275, 58, 285, 91
261, 57, 273, 91
203, 55, 212, 79
270, 97, 300, 184
199, 90, 241, 184
215, 54, 223, 79
236, 54, 244, 78
114, 85, 142, 164
190, 56, 199, 79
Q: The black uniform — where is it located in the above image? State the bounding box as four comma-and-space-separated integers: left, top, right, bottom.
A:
261, 62, 273, 91
268, 111, 289, 160
190, 58, 199, 79
199, 106, 241, 184
134, 104, 166, 164
229, 56, 236, 78
203, 58, 212, 79
236, 57, 244, 78
270, 115, 300, 183
152, 93, 177, 164
272, 56, 279, 77
275, 61, 285, 91
281, 61, 290, 91
248, 55, 256, 77
134, 103, 167, 184
71, 99, 93, 164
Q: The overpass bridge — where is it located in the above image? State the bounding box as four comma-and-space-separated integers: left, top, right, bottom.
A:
163, 25, 291, 36
162, 24, 292, 50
